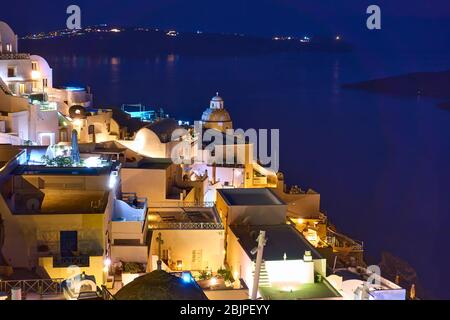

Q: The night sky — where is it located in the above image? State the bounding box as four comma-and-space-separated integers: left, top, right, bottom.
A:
2, 0, 450, 51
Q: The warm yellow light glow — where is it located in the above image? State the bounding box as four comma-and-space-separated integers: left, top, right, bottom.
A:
104, 258, 111, 267
31, 70, 41, 80
73, 119, 81, 126
297, 218, 305, 224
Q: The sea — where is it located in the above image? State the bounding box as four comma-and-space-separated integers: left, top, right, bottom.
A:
45, 49, 450, 299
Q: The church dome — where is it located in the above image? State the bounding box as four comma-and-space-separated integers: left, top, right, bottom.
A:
211, 94, 223, 102
201, 108, 232, 123
115, 271, 208, 300
200, 93, 233, 132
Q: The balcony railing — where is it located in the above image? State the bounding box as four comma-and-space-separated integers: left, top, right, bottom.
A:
148, 222, 224, 230
0, 53, 30, 60
327, 228, 364, 252
0, 278, 64, 297
53, 255, 91, 268
148, 202, 215, 209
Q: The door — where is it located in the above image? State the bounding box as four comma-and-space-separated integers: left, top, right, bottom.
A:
60, 231, 78, 257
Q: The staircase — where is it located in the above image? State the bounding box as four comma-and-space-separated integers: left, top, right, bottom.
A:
0, 78, 12, 95
252, 261, 271, 287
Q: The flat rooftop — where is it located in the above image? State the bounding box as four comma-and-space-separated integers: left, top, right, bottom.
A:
259, 281, 341, 300
217, 188, 284, 206
123, 157, 172, 170
12, 190, 109, 215
230, 224, 322, 261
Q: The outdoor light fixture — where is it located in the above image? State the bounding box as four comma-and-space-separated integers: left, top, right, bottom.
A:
181, 272, 192, 283
104, 258, 111, 267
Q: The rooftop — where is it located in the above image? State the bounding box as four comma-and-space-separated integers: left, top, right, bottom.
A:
11, 190, 109, 215
217, 188, 284, 206
259, 281, 341, 300
123, 157, 173, 170
230, 224, 323, 261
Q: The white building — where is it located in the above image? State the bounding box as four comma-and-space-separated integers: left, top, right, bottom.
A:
0, 21, 52, 96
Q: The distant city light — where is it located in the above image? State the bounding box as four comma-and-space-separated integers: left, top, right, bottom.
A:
166, 30, 178, 37
336, 35, 341, 40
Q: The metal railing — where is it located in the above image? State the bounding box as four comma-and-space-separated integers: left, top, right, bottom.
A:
327, 228, 364, 252
100, 285, 116, 300
148, 222, 224, 230
0, 278, 64, 297
148, 201, 215, 208
53, 255, 90, 268
0, 53, 30, 60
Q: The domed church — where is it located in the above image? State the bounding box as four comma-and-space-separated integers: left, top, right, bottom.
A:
201, 93, 233, 132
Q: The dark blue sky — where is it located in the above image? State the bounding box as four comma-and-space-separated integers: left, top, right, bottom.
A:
2, 0, 450, 51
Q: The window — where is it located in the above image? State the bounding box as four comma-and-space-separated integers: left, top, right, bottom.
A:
60, 231, 78, 257
19, 83, 25, 95
31, 61, 38, 71
43, 78, 48, 88
6, 44, 12, 52
7, 66, 16, 78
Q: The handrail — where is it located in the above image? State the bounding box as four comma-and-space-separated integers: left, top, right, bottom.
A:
148, 222, 224, 230
100, 285, 116, 300
0, 278, 64, 297
327, 227, 364, 248
148, 201, 215, 208
0, 53, 30, 60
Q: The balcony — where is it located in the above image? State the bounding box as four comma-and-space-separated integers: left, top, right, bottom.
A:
0, 53, 30, 60
53, 255, 90, 268
147, 203, 223, 230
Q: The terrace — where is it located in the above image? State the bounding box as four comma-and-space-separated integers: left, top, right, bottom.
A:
147, 203, 223, 230
10, 190, 109, 215
0, 53, 30, 60
259, 279, 341, 300
217, 188, 284, 206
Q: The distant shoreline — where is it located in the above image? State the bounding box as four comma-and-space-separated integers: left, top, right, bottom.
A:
20, 28, 351, 58
342, 69, 450, 107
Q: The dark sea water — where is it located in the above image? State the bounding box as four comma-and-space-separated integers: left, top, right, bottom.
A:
46, 50, 450, 299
